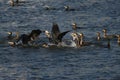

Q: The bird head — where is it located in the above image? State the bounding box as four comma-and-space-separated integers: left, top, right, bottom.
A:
71, 32, 78, 40
102, 29, 107, 33
45, 30, 51, 38
7, 32, 12, 35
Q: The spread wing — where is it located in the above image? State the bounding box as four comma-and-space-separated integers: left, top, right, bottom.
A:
51, 23, 60, 36
57, 30, 71, 42
51, 23, 61, 44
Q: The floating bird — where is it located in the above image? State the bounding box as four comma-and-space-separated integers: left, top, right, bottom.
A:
89, 32, 111, 49
44, 5, 56, 10
71, 32, 93, 48
8, 29, 42, 46
44, 30, 70, 48
72, 23, 85, 31
64, 6, 75, 11
71, 32, 81, 48
72, 23, 78, 31
78, 33, 92, 46
102, 29, 117, 39
50, 23, 71, 44
44, 23, 71, 48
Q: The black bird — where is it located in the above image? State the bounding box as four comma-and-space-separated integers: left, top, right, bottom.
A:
9, 29, 42, 46
45, 23, 71, 45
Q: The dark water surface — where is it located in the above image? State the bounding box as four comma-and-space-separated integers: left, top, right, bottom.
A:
0, 0, 120, 80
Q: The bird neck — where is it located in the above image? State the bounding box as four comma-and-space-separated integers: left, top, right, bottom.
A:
97, 34, 101, 41
80, 36, 83, 45
10, 0, 14, 6
73, 25, 77, 30
103, 31, 107, 38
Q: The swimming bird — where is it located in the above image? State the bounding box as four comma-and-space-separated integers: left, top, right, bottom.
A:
72, 23, 85, 31
78, 33, 93, 46
44, 23, 71, 45
71, 32, 93, 48
51, 23, 71, 44
9, 29, 42, 46
44, 30, 74, 48
70, 32, 81, 48
72, 23, 78, 30
64, 6, 75, 11
102, 29, 117, 39
89, 32, 111, 49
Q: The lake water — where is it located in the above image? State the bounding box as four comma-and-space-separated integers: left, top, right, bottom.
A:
0, 0, 120, 80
